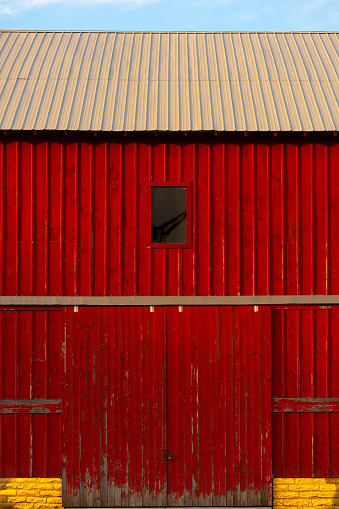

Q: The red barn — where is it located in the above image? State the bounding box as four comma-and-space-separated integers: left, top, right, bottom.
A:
1, 30, 339, 508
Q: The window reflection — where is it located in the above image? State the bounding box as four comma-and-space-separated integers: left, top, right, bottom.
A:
151, 187, 187, 244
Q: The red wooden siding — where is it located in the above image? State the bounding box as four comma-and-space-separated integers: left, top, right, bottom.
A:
272, 308, 339, 477
0, 309, 62, 477
62, 306, 272, 507
1, 134, 339, 297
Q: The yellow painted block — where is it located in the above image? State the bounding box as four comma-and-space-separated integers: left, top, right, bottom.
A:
6, 497, 27, 503
283, 492, 314, 499
318, 484, 339, 490
11, 504, 34, 509
15, 491, 39, 497
38, 506, 62, 509
274, 478, 292, 484
274, 492, 289, 499
310, 490, 339, 497
293, 479, 319, 485
283, 499, 312, 506
0, 491, 16, 497
36, 484, 58, 491
311, 499, 335, 506
294, 484, 320, 491
46, 498, 62, 504
26, 498, 47, 504
39, 491, 61, 497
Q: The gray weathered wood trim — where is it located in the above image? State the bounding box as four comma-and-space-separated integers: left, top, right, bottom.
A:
0, 295, 338, 306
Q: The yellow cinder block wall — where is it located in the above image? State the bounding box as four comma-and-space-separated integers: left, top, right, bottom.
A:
274, 478, 339, 508
2, 476, 339, 508
0, 478, 62, 509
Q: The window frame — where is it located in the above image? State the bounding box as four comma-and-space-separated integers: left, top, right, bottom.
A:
148, 182, 192, 249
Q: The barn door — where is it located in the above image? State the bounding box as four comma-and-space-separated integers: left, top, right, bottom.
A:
166, 306, 272, 507
62, 307, 167, 507
272, 308, 339, 477
63, 306, 272, 507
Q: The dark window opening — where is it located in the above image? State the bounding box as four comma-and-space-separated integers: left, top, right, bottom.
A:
151, 187, 187, 244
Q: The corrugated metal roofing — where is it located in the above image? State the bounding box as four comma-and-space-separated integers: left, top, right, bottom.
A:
1, 30, 339, 131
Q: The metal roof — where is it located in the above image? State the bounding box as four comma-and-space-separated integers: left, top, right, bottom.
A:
1, 30, 339, 132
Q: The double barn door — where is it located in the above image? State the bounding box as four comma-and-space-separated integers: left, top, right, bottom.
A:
62, 306, 272, 507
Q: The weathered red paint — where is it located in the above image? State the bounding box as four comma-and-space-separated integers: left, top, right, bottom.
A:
2, 130, 339, 499
0, 400, 62, 413
0, 309, 62, 477
272, 398, 339, 412
62, 306, 272, 507
272, 308, 339, 477
1, 132, 339, 297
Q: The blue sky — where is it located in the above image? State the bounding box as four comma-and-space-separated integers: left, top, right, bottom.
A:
0, 0, 338, 32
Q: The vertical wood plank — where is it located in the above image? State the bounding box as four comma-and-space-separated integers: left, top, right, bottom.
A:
299, 143, 314, 295
181, 307, 193, 506
252, 307, 262, 504
123, 143, 137, 295
46, 312, 62, 477
100, 308, 108, 506
2, 312, 18, 476
93, 308, 102, 506
225, 306, 234, 506
329, 143, 339, 294
86, 308, 95, 507
108, 143, 122, 296
226, 144, 240, 295
17, 312, 32, 476
167, 306, 180, 506
239, 308, 248, 506
260, 306, 272, 506
191, 307, 199, 507
211, 144, 226, 296
32, 311, 47, 476
19, 142, 33, 296
78, 142, 93, 296
167, 143, 181, 296
4, 141, 19, 296
270, 143, 284, 295
241, 144, 255, 295
156, 306, 167, 507
64, 142, 78, 296
211, 306, 220, 506
284, 310, 300, 476
49, 142, 63, 296
314, 144, 328, 294
34, 141, 49, 296
299, 310, 315, 477
284, 143, 299, 295
196, 144, 211, 296
182, 143, 195, 296
62, 308, 72, 507
256, 143, 270, 295
93, 143, 108, 296
152, 144, 167, 296
218, 307, 227, 506
232, 307, 240, 505
330, 310, 339, 475
138, 144, 152, 296
314, 310, 329, 476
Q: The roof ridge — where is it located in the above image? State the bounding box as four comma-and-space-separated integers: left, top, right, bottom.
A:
1, 30, 339, 34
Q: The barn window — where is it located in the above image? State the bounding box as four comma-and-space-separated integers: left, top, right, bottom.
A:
150, 183, 191, 248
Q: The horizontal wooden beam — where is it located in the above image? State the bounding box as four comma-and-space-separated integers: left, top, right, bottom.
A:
273, 397, 339, 412
0, 399, 62, 414
0, 295, 339, 306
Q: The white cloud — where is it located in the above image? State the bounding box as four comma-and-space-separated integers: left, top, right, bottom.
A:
0, 0, 156, 15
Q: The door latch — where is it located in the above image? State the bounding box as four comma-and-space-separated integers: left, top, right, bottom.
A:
162, 447, 173, 462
